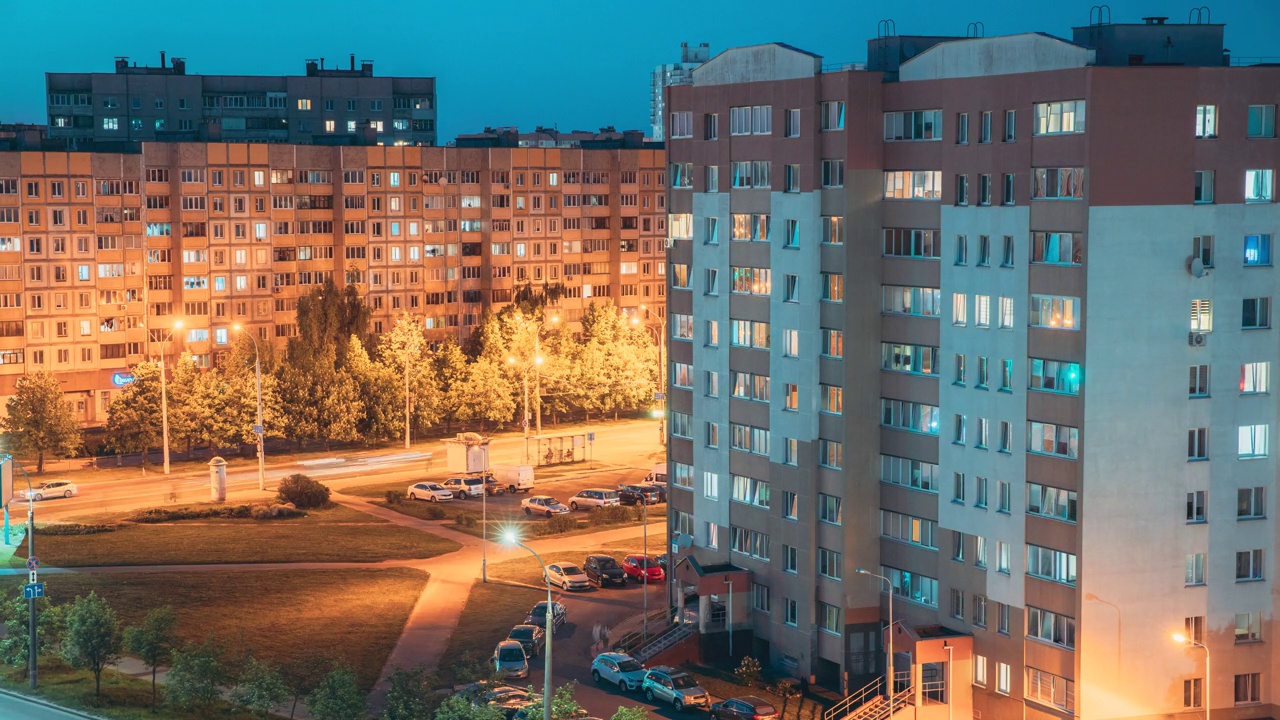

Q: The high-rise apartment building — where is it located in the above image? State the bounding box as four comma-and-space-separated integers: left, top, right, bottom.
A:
0, 131, 665, 424
665, 15, 1278, 720
650, 43, 711, 141
45, 54, 437, 147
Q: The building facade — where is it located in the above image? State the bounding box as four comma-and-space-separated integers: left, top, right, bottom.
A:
650, 43, 711, 141
46, 54, 437, 147
666, 17, 1278, 720
0, 134, 665, 425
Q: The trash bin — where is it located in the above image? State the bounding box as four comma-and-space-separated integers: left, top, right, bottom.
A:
208, 457, 227, 502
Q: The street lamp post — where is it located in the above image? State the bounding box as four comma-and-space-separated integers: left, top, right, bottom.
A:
159, 320, 184, 475
504, 532, 553, 720
857, 568, 895, 714
1172, 633, 1210, 720
233, 325, 267, 491
1085, 592, 1122, 680
507, 354, 543, 464
532, 315, 557, 438
638, 305, 666, 446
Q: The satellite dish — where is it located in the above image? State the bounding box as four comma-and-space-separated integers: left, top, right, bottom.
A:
674, 533, 694, 549
1187, 256, 1206, 278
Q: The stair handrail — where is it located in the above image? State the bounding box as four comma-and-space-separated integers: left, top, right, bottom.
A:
823, 675, 884, 720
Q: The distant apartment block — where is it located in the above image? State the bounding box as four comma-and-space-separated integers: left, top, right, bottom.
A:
650, 43, 710, 141
45, 53, 436, 146
664, 13, 1279, 720
0, 130, 664, 425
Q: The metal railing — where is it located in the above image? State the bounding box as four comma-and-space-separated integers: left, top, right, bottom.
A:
823, 676, 882, 720
632, 621, 694, 664
920, 679, 947, 704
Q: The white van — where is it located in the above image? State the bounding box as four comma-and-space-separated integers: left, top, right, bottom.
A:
644, 463, 668, 487
492, 464, 536, 493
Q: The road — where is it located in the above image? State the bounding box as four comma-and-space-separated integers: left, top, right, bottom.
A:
21, 419, 664, 522
0, 690, 95, 720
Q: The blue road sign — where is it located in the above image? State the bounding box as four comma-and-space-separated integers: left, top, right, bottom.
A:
25, 556, 38, 571
23, 583, 44, 600
654, 392, 666, 401
588, 432, 595, 442
252, 424, 264, 435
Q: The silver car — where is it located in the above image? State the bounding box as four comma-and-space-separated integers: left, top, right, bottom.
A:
642, 666, 710, 711
492, 640, 529, 680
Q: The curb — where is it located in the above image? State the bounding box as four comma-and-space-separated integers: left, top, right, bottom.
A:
0, 686, 109, 720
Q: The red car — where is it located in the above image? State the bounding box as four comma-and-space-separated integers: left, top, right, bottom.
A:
622, 554, 665, 583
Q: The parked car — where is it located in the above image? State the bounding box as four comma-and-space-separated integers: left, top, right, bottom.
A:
507, 624, 546, 658
545, 563, 591, 591
522, 496, 569, 517
569, 488, 620, 511
407, 482, 453, 502
492, 464, 536, 493
622, 554, 665, 583
454, 683, 540, 720
711, 696, 780, 720
617, 484, 660, 506
493, 640, 530, 679
25, 481, 77, 501
442, 477, 487, 499
484, 476, 507, 496
583, 555, 627, 587
591, 652, 647, 692
642, 666, 710, 711
524, 601, 567, 633
641, 482, 668, 503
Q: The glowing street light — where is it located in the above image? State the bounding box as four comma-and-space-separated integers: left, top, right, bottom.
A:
502, 530, 553, 720
232, 324, 267, 491
856, 568, 896, 714
159, 320, 184, 475
1172, 633, 1210, 719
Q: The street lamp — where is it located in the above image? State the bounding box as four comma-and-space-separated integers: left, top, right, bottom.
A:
507, 353, 544, 464
1172, 633, 1210, 720
503, 530, 553, 720
232, 324, 267, 491
637, 305, 666, 446
158, 320, 184, 475
856, 568, 895, 714
534, 315, 558, 437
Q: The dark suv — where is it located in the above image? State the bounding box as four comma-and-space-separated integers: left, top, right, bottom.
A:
583, 555, 627, 587
617, 484, 660, 505
524, 601, 567, 633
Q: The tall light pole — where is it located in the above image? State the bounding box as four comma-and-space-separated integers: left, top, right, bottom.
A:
1172, 633, 1210, 720
638, 305, 666, 445
504, 531, 553, 720
507, 354, 543, 464
533, 314, 558, 437
159, 320, 184, 475
233, 325, 267, 491
857, 568, 895, 714
1085, 592, 1122, 680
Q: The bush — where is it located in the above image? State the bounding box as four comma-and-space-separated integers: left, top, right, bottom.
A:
38, 522, 119, 536
535, 514, 579, 536
128, 506, 252, 523
421, 505, 447, 520
588, 505, 632, 527
735, 656, 762, 688
453, 512, 478, 528
384, 490, 403, 505
276, 474, 331, 510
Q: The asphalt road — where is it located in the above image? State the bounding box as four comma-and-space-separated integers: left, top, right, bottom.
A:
0, 691, 93, 720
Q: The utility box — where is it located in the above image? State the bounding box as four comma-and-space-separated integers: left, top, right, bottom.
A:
0, 456, 12, 506
444, 433, 490, 474
208, 456, 227, 502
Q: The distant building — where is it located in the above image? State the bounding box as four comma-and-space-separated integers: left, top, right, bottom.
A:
455, 126, 656, 150
45, 53, 436, 147
650, 43, 710, 141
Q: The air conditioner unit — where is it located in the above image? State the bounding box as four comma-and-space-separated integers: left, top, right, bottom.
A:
1189, 332, 1207, 347
664, 237, 675, 249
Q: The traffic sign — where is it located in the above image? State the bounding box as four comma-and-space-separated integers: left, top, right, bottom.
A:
25, 556, 39, 571
587, 432, 595, 443
28, 571, 37, 584
23, 583, 44, 600
252, 424, 264, 435
654, 392, 666, 401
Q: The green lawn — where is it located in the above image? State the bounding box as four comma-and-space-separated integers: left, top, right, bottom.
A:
21, 503, 461, 567
434, 580, 545, 686
2, 567, 428, 693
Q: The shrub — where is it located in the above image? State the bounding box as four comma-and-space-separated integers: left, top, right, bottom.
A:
453, 512, 478, 528
384, 490, 403, 505
588, 505, 632, 527
38, 522, 119, 536
421, 505, 447, 520
537, 514, 578, 535
735, 656, 762, 688
276, 474, 331, 509
128, 505, 253, 523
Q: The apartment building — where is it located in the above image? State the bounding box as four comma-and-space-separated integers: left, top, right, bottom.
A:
45, 53, 437, 146
650, 43, 712, 141
0, 132, 666, 425
665, 15, 1279, 720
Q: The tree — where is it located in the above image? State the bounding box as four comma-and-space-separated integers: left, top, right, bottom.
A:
433, 695, 504, 720
104, 361, 163, 465
60, 592, 123, 696
281, 654, 333, 719
379, 314, 438, 444
166, 352, 217, 453
610, 707, 650, 720
233, 656, 289, 717
167, 640, 226, 710
381, 666, 431, 720
291, 278, 371, 368
0, 590, 60, 677
522, 682, 582, 720
434, 338, 472, 431
455, 357, 516, 429
2, 371, 81, 473
306, 666, 365, 720
347, 336, 403, 443
276, 349, 362, 449
123, 605, 177, 708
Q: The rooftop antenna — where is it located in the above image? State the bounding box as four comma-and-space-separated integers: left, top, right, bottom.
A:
966, 22, 985, 38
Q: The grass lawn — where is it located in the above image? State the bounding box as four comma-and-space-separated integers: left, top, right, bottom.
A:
2, 567, 428, 692
21, 503, 461, 567
0, 659, 263, 720
434, 580, 545, 686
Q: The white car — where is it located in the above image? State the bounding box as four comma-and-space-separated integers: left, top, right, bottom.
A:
407, 482, 453, 502
545, 563, 591, 591
591, 652, 647, 692
568, 488, 621, 511
26, 481, 78, 501
521, 496, 569, 517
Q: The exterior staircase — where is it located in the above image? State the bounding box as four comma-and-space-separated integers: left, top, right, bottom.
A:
824, 674, 914, 720
632, 620, 696, 664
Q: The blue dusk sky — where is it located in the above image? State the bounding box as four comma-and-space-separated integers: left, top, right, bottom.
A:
4, 0, 1278, 139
